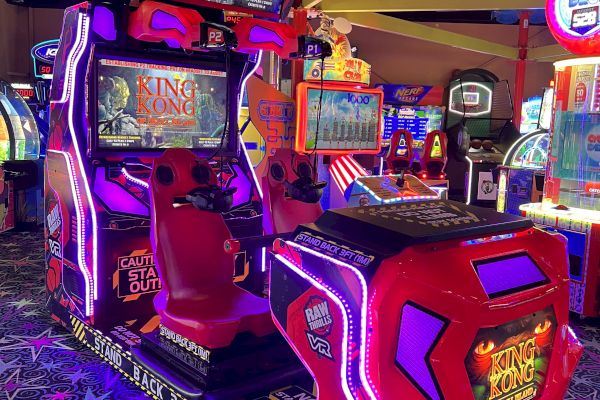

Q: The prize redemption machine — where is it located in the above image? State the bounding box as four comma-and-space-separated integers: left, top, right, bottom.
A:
497, 89, 553, 215
44, 1, 325, 398
0, 80, 41, 233
377, 83, 449, 197
521, 58, 600, 317
445, 69, 521, 207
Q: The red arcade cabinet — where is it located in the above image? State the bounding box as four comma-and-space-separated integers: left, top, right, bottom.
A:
44, 1, 321, 397
270, 200, 582, 400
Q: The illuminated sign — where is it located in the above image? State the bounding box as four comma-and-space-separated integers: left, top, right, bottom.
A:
547, 0, 600, 54
10, 83, 36, 102
465, 307, 556, 400
448, 82, 493, 117
303, 57, 371, 85
31, 39, 59, 79
117, 252, 161, 297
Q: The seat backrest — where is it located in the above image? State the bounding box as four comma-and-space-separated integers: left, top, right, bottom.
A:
386, 129, 414, 173
262, 148, 323, 235
421, 130, 449, 176
150, 149, 234, 302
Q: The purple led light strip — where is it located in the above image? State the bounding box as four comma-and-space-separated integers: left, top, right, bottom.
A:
65, 13, 99, 304
284, 241, 379, 400
48, 150, 93, 316
274, 253, 354, 399
121, 167, 149, 189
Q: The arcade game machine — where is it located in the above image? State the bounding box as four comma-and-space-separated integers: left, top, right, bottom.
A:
44, 1, 323, 398
270, 197, 582, 400
497, 88, 552, 215
0, 80, 41, 233
520, 0, 600, 318
376, 83, 449, 196
445, 69, 520, 207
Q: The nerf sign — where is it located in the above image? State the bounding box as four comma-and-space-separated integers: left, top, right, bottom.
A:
303, 58, 371, 85
466, 307, 556, 400
376, 84, 444, 106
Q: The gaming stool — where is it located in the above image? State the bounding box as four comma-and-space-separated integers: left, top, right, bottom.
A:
262, 148, 324, 235
386, 129, 414, 174
421, 130, 448, 178
150, 149, 274, 349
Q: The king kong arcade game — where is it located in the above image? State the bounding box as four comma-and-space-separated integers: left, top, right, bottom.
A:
42, 0, 331, 398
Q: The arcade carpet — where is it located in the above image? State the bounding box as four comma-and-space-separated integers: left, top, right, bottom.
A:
0, 231, 598, 400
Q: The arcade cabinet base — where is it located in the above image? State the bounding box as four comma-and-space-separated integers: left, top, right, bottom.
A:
65, 314, 313, 399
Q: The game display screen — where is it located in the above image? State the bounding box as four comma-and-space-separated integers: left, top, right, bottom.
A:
296, 83, 382, 154
383, 105, 443, 161
95, 58, 228, 151
520, 96, 542, 133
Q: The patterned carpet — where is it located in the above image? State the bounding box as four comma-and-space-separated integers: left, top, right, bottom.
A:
0, 231, 598, 400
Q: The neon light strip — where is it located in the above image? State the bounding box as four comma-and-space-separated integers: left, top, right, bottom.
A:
121, 167, 149, 189
285, 241, 379, 400
53, 14, 86, 104
275, 254, 354, 400
448, 82, 493, 117
466, 156, 474, 205
49, 150, 93, 316
238, 50, 264, 201
261, 246, 267, 272
66, 14, 98, 300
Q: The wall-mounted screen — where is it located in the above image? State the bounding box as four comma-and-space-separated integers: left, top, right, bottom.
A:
520, 96, 543, 133
296, 82, 382, 154
95, 58, 228, 151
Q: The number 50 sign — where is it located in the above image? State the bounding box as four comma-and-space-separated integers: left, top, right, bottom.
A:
547, 0, 600, 54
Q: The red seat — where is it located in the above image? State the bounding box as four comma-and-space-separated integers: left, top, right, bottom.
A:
421, 130, 448, 177
150, 149, 274, 349
386, 129, 414, 174
262, 149, 323, 235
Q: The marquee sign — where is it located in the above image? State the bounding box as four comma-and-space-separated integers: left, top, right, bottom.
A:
547, 0, 600, 54
31, 39, 59, 79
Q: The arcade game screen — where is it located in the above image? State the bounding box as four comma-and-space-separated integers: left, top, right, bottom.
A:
556, 112, 600, 180
520, 96, 542, 133
0, 81, 40, 160
298, 85, 382, 153
95, 58, 228, 151
383, 105, 444, 160
447, 80, 494, 138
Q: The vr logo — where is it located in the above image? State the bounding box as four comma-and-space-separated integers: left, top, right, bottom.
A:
347, 93, 370, 105
49, 238, 62, 258
208, 28, 224, 46
306, 331, 333, 360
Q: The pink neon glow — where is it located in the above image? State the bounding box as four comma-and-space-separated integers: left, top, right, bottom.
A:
49, 150, 93, 316
274, 253, 354, 400
284, 241, 379, 400
64, 12, 99, 303
121, 167, 149, 189
238, 50, 264, 200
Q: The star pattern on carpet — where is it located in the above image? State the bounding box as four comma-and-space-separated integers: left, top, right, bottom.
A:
83, 387, 112, 400
0, 327, 74, 362
7, 298, 37, 310
0, 356, 21, 375
0, 368, 48, 400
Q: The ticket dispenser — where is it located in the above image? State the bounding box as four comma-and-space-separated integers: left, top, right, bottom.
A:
270, 200, 582, 399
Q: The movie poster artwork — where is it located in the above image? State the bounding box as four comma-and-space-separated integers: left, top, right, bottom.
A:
465, 307, 557, 400
96, 59, 228, 150
304, 88, 381, 151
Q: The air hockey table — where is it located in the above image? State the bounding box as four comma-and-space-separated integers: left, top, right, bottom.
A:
270, 199, 582, 400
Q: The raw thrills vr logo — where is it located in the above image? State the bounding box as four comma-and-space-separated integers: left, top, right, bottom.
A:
136, 76, 196, 117
488, 338, 536, 400
304, 296, 334, 360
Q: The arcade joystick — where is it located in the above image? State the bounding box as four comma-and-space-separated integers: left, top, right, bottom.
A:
395, 171, 406, 188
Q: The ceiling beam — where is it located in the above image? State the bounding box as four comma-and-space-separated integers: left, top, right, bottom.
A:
317, 0, 545, 12
329, 12, 519, 60
528, 44, 571, 62
303, 0, 324, 8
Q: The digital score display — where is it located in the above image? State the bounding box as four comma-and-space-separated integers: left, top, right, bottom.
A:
547, 0, 600, 54
191, 0, 285, 18
31, 40, 59, 80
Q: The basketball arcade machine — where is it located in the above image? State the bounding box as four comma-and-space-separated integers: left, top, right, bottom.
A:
519, 0, 600, 317
445, 69, 521, 207
44, 1, 320, 398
